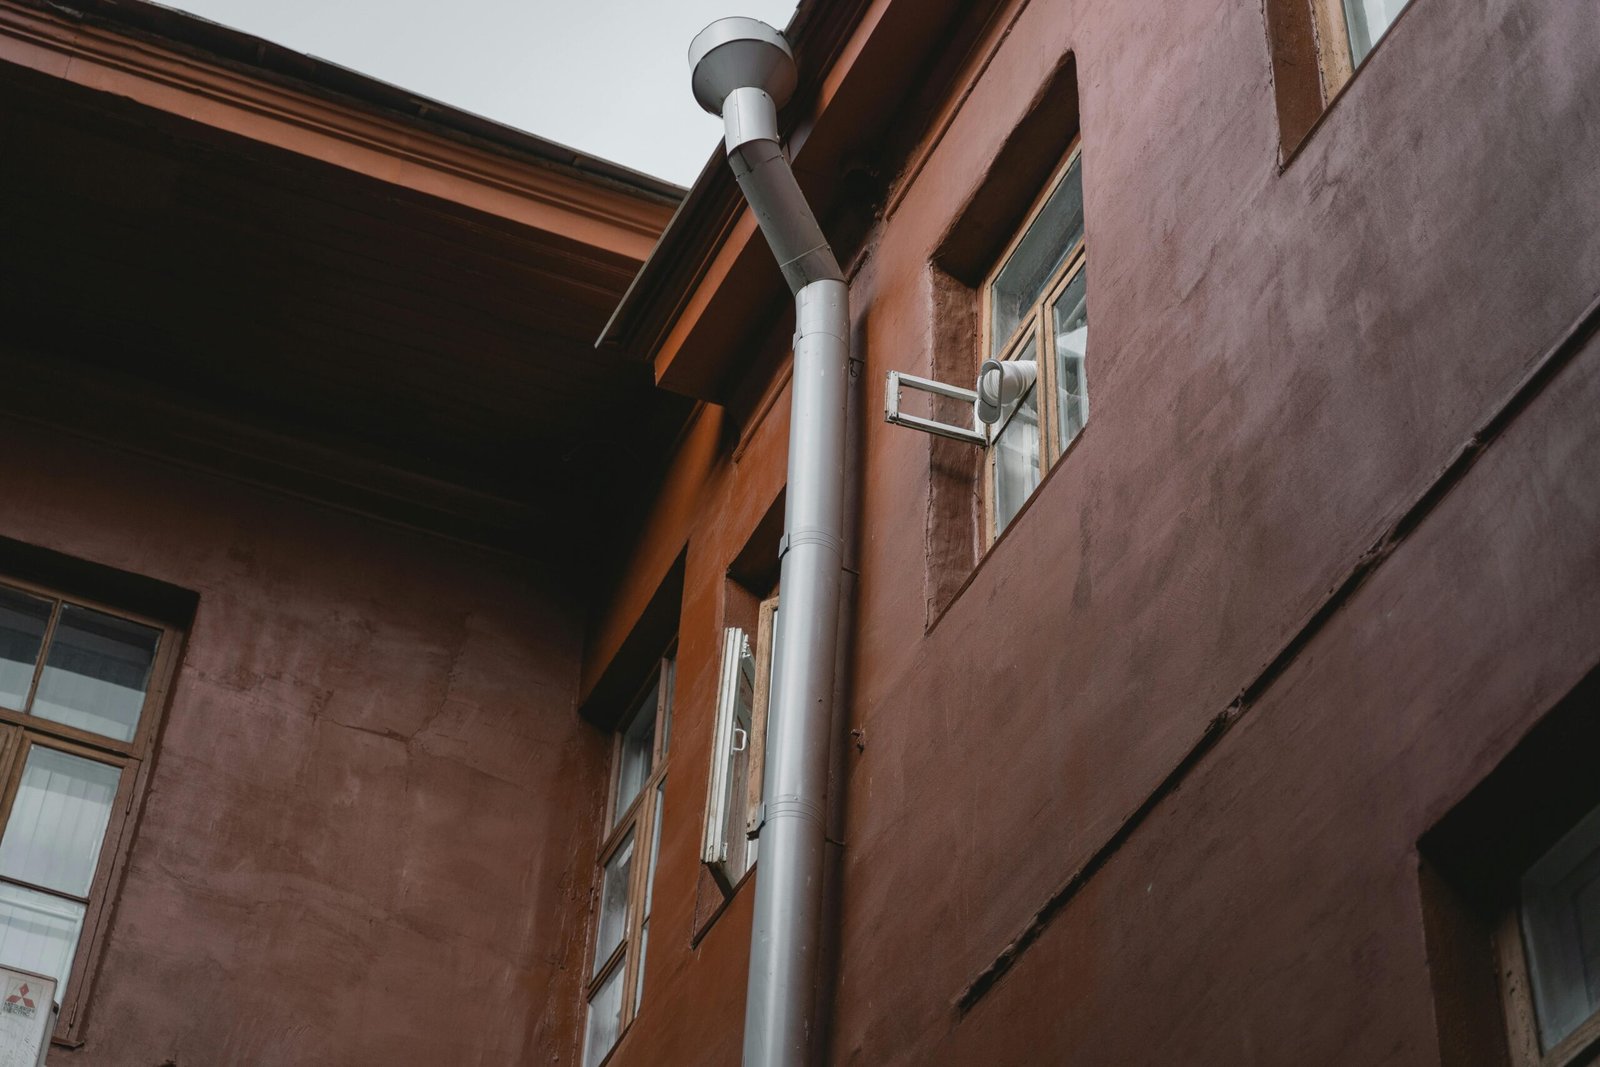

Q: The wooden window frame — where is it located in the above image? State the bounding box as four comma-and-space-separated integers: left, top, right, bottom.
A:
1493, 879, 1600, 1067
0, 573, 184, 1048
583, 649, 674, 1067
1268, 0, 1421, 159
981, 138, 1088, 544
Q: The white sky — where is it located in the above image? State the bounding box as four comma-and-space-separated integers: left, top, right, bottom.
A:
163, 0, 800, 186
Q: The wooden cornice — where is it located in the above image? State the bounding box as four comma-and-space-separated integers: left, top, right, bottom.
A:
0, 0, 676, 262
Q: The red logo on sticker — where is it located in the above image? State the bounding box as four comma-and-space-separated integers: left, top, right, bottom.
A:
4, 982, 34, 1009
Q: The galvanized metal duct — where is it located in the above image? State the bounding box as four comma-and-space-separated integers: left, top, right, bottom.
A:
688, 18, 849, 1067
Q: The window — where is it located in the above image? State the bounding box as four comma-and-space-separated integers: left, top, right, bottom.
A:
1338, 0, 1409, 66
1267, 0, 1418, 156
1418, 667, 1600, 1067
984, 141, 1088, 539
0, 577, 180, 1043
702, 594, 778, 893
1498, 801, 1600, 1066
583, 650, 674, 1067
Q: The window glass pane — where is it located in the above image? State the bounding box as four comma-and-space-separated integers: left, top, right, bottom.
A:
0, 882, 84, 1003
722, 641, 757, 882
0, 587, 51, 712
991, 154, 1085, 357
0, 747, 120, 897
993, 382, 1041, 536
1521, 802, 1600, 1051
613, 685, 656, 827
635, 779, 665, 1015
582, 957, 625, 1067
32, 605, 160, 742
1343, 0, 1410, 64
1052, 269, 1089, 449
593, 831, 633, 978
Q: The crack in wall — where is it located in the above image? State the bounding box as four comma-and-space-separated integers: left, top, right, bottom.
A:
953, 287, 1600, 1017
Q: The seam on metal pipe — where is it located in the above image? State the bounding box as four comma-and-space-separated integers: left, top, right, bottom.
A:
954, 288, 1600, 1017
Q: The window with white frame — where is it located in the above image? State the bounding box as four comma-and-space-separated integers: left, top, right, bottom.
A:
702, 594, 777, 893
1498, 800, 1600, 1066
984, 139, 1088, 540
583, 650, 674, 1067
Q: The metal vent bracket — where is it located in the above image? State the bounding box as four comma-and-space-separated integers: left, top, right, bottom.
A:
883, 370, 988, 445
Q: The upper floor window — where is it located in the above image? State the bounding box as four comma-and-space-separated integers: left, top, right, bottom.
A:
0, 577, 180, 1044
985, 141, 1088, 539
1341, 0, 1410, 65
702, 593, 778, 892
1267, 0, 1418, 156
583, 650, 674, 1067
1500, 800, 1600, 1065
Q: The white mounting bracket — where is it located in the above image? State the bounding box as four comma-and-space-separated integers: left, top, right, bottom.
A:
883, 370, 988, 446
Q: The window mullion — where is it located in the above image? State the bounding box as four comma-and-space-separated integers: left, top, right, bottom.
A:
653, 656, 673, 762
21, 597, 63, 716
585, 937, 628, 1006
1038, 300, 1061, 463
0, 728, 33, 835
0, 874, 91, 908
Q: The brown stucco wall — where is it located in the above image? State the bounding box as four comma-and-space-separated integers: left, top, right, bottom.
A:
594, 0, 1600, 1062
0, 423, 606, 1066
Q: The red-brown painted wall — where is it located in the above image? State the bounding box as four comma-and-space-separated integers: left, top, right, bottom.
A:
0, 424, 607, 1066
593, 0, 1600, 1063
6, 0, 1595, 1061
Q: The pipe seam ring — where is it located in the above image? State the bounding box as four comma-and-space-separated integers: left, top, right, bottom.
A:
765, 795, 825, 826
779, 528, 844, 559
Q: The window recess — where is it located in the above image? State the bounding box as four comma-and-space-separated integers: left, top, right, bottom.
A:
885, 141, 1089, 543
1497, 801, 1600, 1066
1418, 666, 1600, 1067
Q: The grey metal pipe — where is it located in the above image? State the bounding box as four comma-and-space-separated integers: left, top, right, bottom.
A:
689, 19, 849, 1067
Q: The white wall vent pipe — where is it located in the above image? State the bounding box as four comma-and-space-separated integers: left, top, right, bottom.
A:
689, 18, 848, 1067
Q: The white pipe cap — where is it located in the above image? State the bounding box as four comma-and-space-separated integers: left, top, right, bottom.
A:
688, 17, 796, 115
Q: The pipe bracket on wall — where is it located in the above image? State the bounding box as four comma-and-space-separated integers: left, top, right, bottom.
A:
883, 370, 989, 446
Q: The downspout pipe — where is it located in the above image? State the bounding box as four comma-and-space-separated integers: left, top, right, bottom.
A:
689, 19, 848, 1067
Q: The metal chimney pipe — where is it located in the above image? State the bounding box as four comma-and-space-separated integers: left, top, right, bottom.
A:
689, 18, 848, 1067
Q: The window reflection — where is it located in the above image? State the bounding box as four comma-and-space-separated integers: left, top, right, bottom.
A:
32, 605, 159, 743
991, 156, 1085, 357
994, 381, 1042, 534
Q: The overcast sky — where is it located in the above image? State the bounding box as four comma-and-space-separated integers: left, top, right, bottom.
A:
163, 0, 800, 186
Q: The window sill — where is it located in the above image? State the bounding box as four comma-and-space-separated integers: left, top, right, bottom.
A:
689, 860, 756, 947
927, 419, 1090, 636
